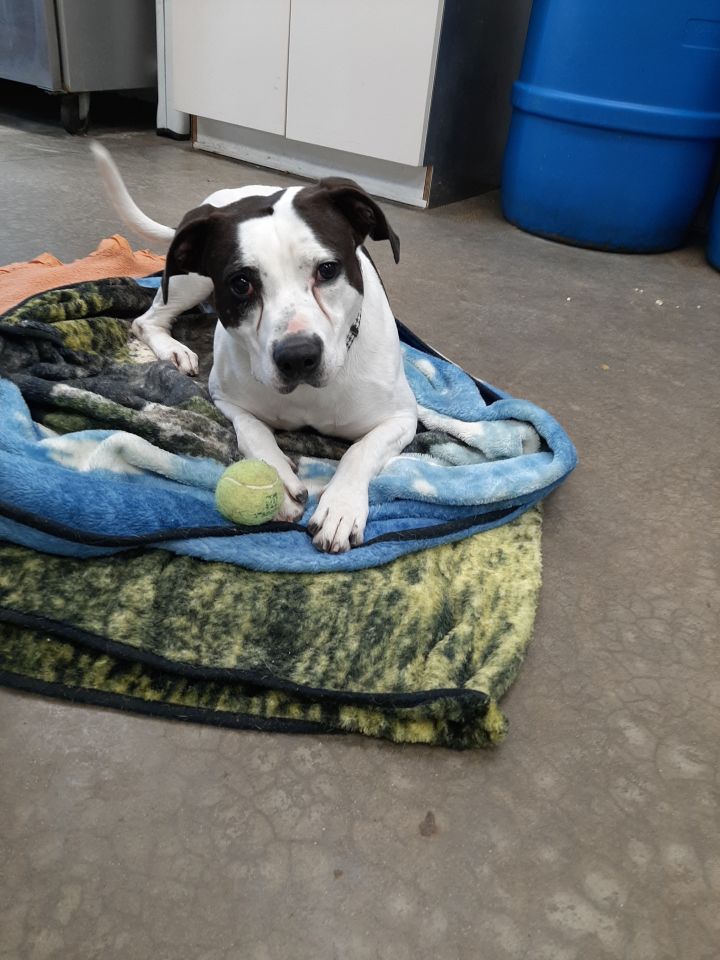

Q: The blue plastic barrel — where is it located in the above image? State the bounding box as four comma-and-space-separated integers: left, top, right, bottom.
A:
502, 1, 720, 252
708, 188, 720, 268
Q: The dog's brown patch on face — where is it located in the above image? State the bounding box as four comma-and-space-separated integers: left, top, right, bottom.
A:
163, 190, 286, 327
293, 186, 364, 293
297, 177, 400, 263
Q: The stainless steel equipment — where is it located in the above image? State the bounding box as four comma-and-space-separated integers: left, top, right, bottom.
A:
0, 0, 157, 132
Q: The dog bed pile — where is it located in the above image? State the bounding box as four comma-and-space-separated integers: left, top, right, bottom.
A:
0, 509, 541, 749
0, 276, 575, 746
0, 277, 576, 572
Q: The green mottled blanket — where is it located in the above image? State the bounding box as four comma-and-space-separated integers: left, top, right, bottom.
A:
0, 278, 242, 461
0, 277, 543, 748
0, 508, 541, 748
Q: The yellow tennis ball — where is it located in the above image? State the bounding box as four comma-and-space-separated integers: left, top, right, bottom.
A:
215, 460, 283, 525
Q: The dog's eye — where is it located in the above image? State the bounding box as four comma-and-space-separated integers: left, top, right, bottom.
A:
230, 274, 254, 298
317, 261, 339, 282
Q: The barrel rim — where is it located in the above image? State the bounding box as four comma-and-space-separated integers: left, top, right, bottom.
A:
513, 81, 720, 139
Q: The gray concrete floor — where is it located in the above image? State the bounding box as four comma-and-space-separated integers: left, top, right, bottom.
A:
1, 96, 719, 960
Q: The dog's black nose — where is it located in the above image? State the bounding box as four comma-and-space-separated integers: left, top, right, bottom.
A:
273, 335, 323, 381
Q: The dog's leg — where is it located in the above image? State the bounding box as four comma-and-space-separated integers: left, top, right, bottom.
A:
212, 397, 309, 522
132, 274, 213, 375
308, 414, 417, 553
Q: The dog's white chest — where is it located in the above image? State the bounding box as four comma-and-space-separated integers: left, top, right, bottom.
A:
215, 366, 397, 439
255, 386, 382, 437
210, 320, 414, 441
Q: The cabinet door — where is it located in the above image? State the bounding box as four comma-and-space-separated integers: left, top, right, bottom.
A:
167, 0, 291, 135
286, 0, 444, 166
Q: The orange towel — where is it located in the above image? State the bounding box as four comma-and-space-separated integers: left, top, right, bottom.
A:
0, 235, 165, 313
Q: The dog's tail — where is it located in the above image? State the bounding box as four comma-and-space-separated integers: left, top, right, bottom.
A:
90, 141, 175, 248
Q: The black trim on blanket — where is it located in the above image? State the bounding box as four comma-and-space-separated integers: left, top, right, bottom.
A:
362, 506, 518, 544
0, 669, 336, 736
0, 500, 304, 544
0, 498, 527, 551
0, 607, 490, 710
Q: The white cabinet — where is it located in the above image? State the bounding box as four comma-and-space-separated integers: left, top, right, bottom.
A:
168, 0, 291, 136
286, 0, 444, 167
163, 0, 533, 207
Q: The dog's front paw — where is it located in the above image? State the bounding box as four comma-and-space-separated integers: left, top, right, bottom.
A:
308, 485, 368, 553
275, 489, 308, 523
274, 476, 308, 523
161, 342, 199, 377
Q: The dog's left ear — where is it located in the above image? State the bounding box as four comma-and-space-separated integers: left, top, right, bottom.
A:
318, 177, 400, 264
162, 203, 216, 303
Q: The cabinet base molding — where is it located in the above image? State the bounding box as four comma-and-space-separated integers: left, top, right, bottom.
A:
194, 117, 432, 208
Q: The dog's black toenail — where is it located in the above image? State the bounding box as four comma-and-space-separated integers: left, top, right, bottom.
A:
294, 489, 308, 504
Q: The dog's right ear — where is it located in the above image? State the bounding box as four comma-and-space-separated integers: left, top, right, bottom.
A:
162, 204, 216, 303
316, 177, 400, 264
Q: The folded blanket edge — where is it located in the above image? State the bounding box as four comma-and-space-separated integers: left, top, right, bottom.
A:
0, 605, 493, 712
0, 662, 506, 750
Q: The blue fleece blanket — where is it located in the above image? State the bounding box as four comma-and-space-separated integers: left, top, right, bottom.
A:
0, 329, 576, 571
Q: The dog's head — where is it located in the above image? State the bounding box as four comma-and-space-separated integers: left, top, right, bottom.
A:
162, 179, 399, 393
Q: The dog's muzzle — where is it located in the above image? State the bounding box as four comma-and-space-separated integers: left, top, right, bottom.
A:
272, 333, 324, 389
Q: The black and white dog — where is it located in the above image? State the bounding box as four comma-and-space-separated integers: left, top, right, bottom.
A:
91, 144, 417, 553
